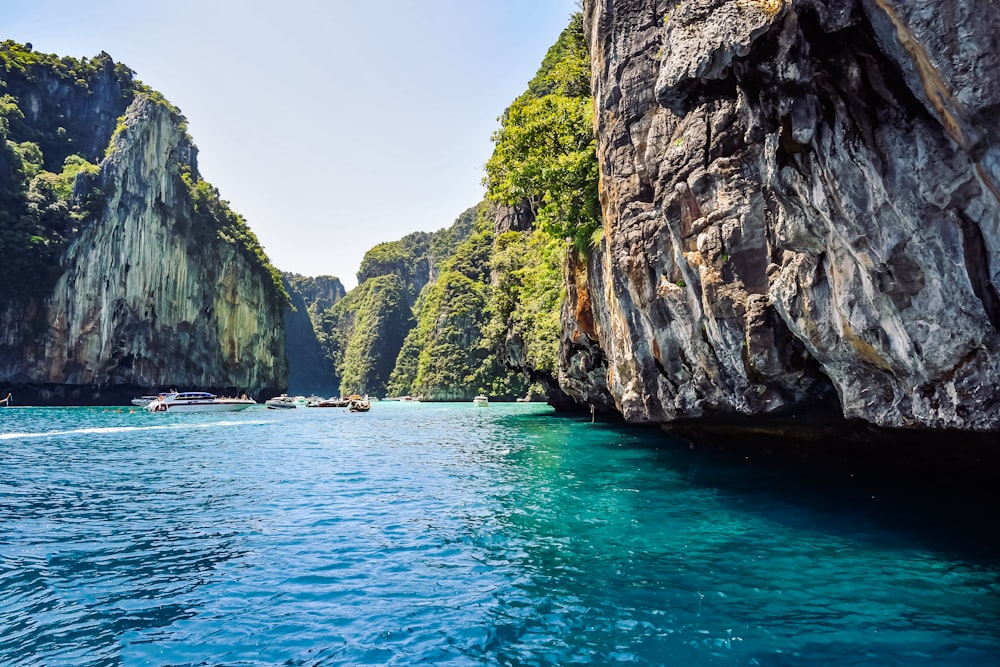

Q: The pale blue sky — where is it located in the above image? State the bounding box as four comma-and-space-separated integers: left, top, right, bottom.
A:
2, 0, 579, 287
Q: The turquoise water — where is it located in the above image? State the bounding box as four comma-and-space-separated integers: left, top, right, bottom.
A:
1, 403, 998, 666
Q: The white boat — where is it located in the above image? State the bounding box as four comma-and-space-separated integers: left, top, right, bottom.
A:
145, 391, 256, 413
265, 394, 298, 409
473, 395, 489, 407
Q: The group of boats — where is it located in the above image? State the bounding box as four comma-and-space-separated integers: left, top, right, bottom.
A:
129, 391, 373, 413
264, 394, 371, 412
10, 390, 490, 413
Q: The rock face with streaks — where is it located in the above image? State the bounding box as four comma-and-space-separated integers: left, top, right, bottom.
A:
0, 56, 287, 403
568, 0, 1000, 431
282, 274, 346, 396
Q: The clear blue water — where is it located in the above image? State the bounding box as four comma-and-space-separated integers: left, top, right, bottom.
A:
1, 402, 998, 666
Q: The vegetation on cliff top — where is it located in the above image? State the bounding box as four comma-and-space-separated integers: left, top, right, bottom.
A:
182, 169, 288, 308
0, 93, 104, 298
0, 40, 286, 311
484, 12, 599, 253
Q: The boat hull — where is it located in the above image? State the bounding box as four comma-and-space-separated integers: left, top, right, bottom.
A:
145, 391, 257, 413
154, 402, 255, 413
265, 398, 298, 409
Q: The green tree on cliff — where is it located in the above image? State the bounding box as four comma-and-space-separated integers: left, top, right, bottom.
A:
388, 205, 527, 400
484, 12, 599, 252
479, 12, 596, 398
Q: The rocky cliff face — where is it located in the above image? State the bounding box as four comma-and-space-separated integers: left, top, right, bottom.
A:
282, 273, 344, 396
570, 0, 1000, 431
0, 60, 287, 402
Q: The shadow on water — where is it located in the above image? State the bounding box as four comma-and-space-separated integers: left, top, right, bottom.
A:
503, 406, 1000, 557
475, 408, 1000, 665
603, 413, 1000, 560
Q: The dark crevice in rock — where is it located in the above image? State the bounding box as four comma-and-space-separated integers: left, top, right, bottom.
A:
703, 108, 712, 171
651, 347, 672, 385
956, 210, 1000, 329
804, 6, 931, 125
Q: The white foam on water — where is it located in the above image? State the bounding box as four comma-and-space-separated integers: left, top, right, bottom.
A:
0, 419, 275, 440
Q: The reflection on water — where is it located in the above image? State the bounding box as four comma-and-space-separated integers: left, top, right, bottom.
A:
0, 404, 997, 665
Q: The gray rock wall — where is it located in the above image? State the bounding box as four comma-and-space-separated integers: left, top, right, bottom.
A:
1, 95, 287, 400
570, 0, 1000, 431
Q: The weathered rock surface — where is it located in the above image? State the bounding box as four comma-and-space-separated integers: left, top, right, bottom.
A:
570, 0, 1000, 431
0, 91, 287, 402
282, 274, 345, 396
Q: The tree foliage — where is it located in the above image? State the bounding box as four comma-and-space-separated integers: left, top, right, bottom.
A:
314, 208, 489, 399
389, 205, 527, 400
319, 274, 414, 397
181, 170, 288, 308
0, 92, 105, 300
489, 229, 564, 376
484, 12, 600, 252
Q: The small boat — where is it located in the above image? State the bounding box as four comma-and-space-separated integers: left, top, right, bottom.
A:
348, 398, 371, 412
265, 394, 298, 409
145, 391, 256, 413
473, 395, 489, 407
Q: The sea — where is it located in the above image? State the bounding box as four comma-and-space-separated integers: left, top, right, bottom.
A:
1, 401, 998, 666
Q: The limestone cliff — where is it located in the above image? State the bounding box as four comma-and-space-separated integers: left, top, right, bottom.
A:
282, 273, 345, 396
570, 0, 1000, 431
0, 48, 286, 403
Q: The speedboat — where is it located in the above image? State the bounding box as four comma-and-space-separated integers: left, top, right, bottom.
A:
145, 391, 256, 413
473, 395, 489, 407
265, 394, 298, 409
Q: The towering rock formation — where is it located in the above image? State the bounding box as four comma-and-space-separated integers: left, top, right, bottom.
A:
0, 47, 286, 403
282, 273, 345, 396
569, 0, 1000, 431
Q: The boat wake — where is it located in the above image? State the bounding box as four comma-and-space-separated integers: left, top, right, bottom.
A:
0, 419, 275, 441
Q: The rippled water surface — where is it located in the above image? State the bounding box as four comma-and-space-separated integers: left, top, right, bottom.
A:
1, 403, 998, 665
